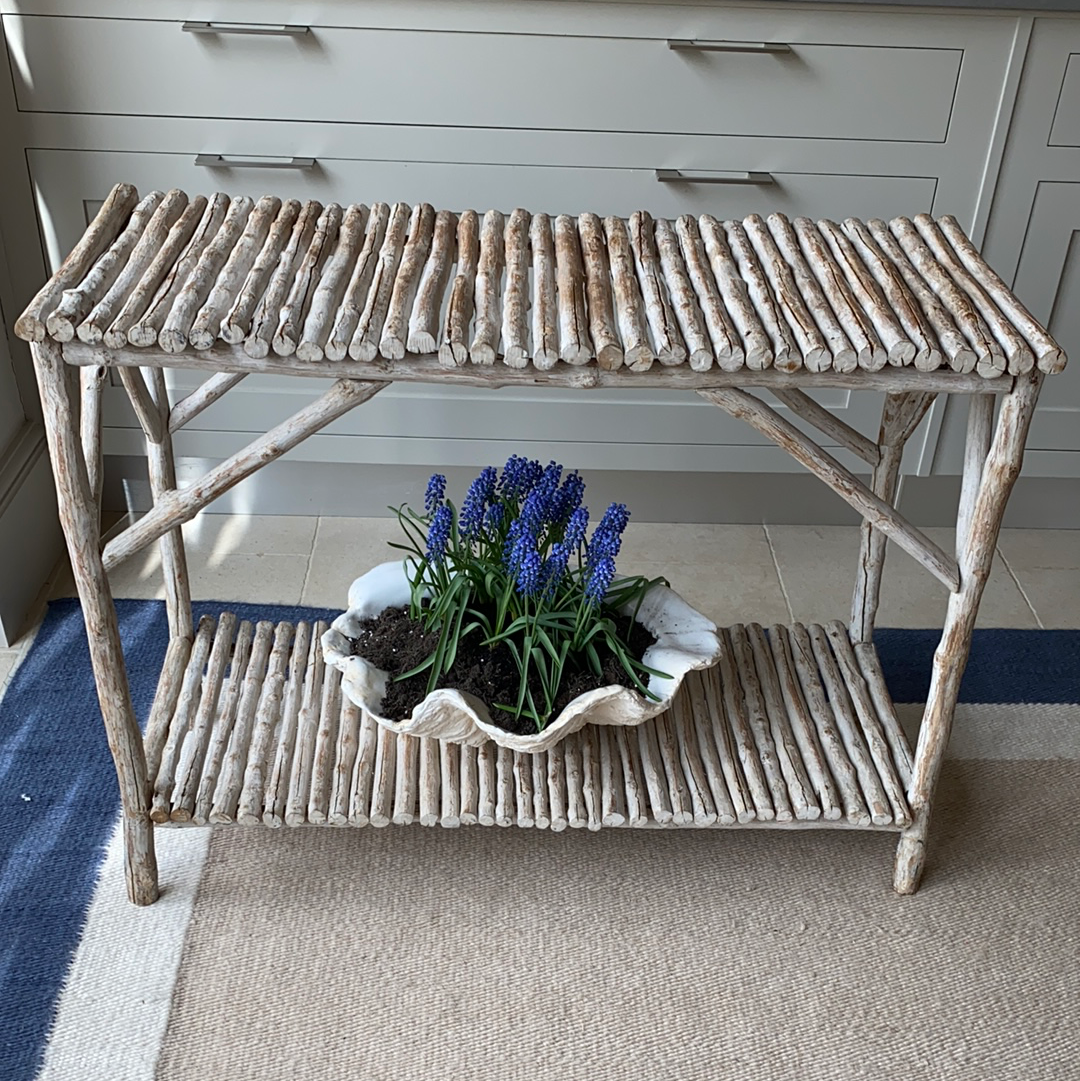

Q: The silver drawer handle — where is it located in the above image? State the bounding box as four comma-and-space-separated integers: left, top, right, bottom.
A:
667, 39, 791, 54
655, 169, 775, 185
195, 154, 317, 170
182, 21, 310, 37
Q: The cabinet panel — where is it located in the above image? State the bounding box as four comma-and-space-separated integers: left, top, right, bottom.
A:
1050, 53, 1080, 147
7, 14, 961, 143
1012, 182, 1080, 454
29, 148, 936, 273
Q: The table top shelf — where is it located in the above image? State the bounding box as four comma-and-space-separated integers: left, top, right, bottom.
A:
145, 612, 913, 834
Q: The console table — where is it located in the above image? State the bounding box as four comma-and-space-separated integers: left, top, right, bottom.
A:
16, 184, 1065, 905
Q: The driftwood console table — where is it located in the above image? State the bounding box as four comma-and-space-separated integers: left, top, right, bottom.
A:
16, 185, 1065, 905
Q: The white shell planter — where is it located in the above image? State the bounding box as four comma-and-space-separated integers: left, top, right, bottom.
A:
321, 560, 721, 754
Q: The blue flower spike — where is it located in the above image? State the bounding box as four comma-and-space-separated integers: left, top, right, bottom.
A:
424, 473, 447, 515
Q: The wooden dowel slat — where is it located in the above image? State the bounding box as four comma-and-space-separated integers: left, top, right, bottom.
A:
495, 744, 515, 826
501, 208, 531, 368
469, 209, 505, 365
670, 688, 718, 824
392, 733, 420, 825
275, 202, 342, 358
613, 724, 649, 827
49, 190, 166, 343
630, 210, 687, 366
242, 621, 310, 825
222, 199, 302, 345
787, 623, 869, 825
564, 733, 588, 828
578, 212, 624, 370
284, 620, 327, 826
325, 202, 388, 361
419, 737, 440, 826
853, 641, 914, 787
655, 217, 712, 370
307, 660, 342, 824
381, 203, 436, 360
350, 201, 409, 362
532, 752, 551, 829
348, 711, 379, 827
688, 669, 742, 824
636, 717, 674, 824
212, 620, 285, 824
675, 215, 743, 370
513, 749, 535, 828
598, 726, 627, 827
189, 195, 280, 351
151, 615, 215, 823
604, 215, 654, 370
143, 636, 193, 784
546, 739, 569, 831
440, 740, 462, 828
170, 612, 238, 821
440, 209, 480, 368
459, 742, 480, 825
297, 202, 369, 362
408, 208, 457, 356
529, 212, 559, 369
477, 739, 497, 825
369, 725, 396, 827
263, 621, 317, 826
328, 699, 363, 825
169, 372, 247, 433
555, 214, 591, 365
580, 726, 603, 831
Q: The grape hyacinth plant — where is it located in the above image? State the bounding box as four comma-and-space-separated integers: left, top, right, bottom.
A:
390, 456, 669, 732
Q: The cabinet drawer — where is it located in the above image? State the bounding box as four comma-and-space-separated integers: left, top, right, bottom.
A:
29, 148, 936, 272
7, 15, 960, 143
1050, 53, 1080, 146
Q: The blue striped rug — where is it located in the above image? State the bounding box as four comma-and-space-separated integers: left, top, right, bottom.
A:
1, 598, 1077, 1080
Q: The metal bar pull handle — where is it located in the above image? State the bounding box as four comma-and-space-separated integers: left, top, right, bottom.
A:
182, 21, 311, 37
655, 169, 775, 185
667, 39, 792, 54
195, 155, 317, 170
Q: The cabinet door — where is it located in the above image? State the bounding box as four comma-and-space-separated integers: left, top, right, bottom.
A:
29, 147, 932, 477
1012, 182, 1080, 471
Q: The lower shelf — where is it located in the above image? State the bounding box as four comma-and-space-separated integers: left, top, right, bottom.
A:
143, 614, 914, 833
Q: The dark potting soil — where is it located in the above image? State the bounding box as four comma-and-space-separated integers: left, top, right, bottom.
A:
348, 605, 657, 736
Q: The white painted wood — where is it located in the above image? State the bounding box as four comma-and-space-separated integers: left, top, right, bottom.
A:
326, 202, 386, 361
605, 215, 654, 370
675, 215, 742, 370
48, 190, 164, 343
161, 195, 253, 353
794, 218, 886, 370
82, 189, 188, 346
169, 372, 247, 433
841, 217, 942, 371
818, 219, 915, 367
190, 195, 280, 351
766, 213, 854, 372
529, 212, 558, 370
578, 212, 623, 370
299, 202, 368, 362
914, 214, 1032, 375
865, 219, 976, 372
222, 200, 301, 345
151, 615, 215, 824
501, 207, 531, 368
307, 653, 342, 824
470, 209, 504, 366
630, 210, 686, 366
348, 711, 379, 827
194, 620, 254, 826
654, 217, 711, 370
408, 208, 456, 356
786, 624, 869, 825
699, 387, 961, 590
938, 214, 1064, 373
246, 199, 322, 359
328, 699, 363, 826
11, 16, 965, 144
275, 202, 342, 358
18, 183, 138, 342
212, 620, 282, 824
699, 215, 771, 369
440, 209, 479, 368
243, 621, 310, 825
102, 379, 383, 570
554, 214, 590, 366
171, 612, 238, 822
381, 203, 435, 361
745, 213, 829, 371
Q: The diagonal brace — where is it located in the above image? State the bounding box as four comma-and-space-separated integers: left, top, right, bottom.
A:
699, 387, 959, 591
103, 378, 385, 571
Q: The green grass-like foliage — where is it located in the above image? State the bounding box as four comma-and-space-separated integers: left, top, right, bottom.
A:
388, 457, 670, 732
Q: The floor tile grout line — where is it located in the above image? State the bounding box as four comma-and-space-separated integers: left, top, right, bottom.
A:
997, 546, 1044, 630
298, 516, 322, 606
762, 523, 795, 623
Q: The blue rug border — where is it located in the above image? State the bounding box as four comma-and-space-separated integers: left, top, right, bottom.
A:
1, 597, 1077, 1081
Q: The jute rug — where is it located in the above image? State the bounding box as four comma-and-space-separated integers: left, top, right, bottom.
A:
4, 601, 1077, 1080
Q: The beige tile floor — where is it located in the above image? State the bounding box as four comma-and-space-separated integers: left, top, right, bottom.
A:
1, 515, 1075, 703
4, 516, 1075, 651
